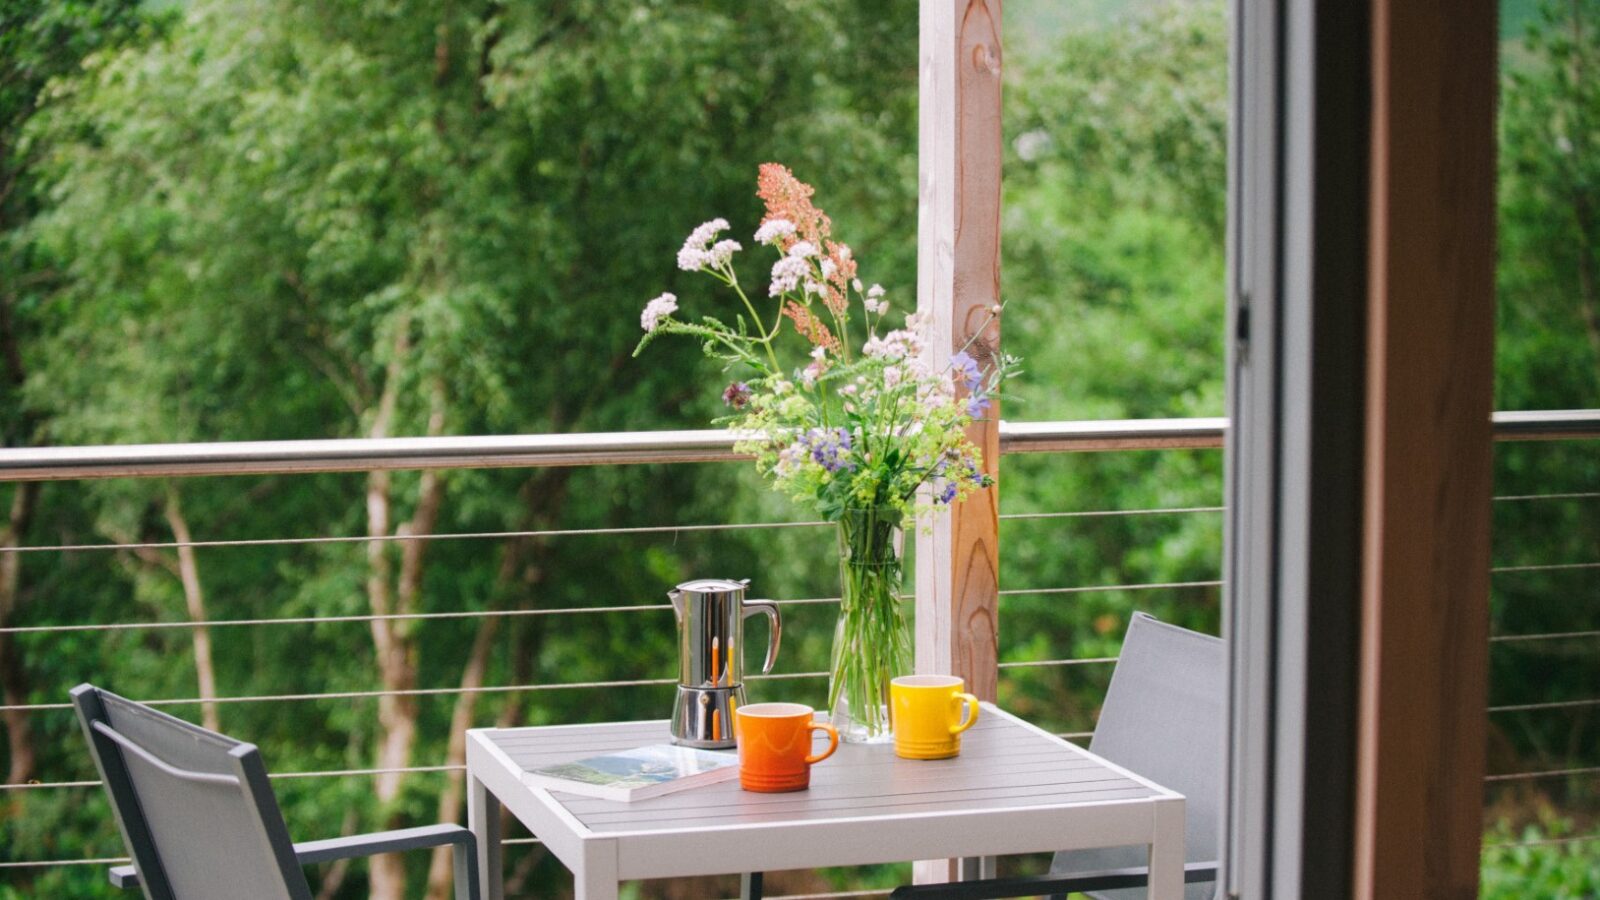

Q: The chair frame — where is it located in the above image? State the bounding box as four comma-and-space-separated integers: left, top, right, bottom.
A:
72, 684, 480, 899
889, 612, 1222, 900
887, 862, 1218, 899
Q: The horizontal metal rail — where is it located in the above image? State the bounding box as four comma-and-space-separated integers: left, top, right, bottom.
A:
1484, 765, 1600, 783
1482, 833, 1600, 850
0, 503, 1230, 556
1, 410, 1594, 482
999, 580, 1224, 596
0, 671, 830, 714
0, 596, 841, 635
1488, 697, 1600, 713
1489, 630, 1600, 644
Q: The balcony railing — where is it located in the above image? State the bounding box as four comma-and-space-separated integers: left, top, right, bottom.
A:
1, 411, 1596, 896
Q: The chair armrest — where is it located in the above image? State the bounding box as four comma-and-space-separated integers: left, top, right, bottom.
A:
105, 826, 480, 895
294, 823, 477, 866
887, 861, 1218, 900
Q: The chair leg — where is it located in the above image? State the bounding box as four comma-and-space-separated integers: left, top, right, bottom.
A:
455, 840, 481, 900
740, 871, 764, 900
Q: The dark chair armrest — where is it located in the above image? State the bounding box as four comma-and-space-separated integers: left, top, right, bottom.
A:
105, 826, 479, 894
294, 823, 477, 866
108, 864, 140, 889
887, 861, 1218, 900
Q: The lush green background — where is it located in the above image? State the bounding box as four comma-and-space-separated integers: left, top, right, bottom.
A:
0, 0, 1594, 896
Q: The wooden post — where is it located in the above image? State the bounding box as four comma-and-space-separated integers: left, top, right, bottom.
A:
915, 0, 1003, 696
914, 0, 1003, 885
1355, 0, 1496, 895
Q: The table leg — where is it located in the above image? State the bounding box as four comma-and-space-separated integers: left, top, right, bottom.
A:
1148, 797, 1186, 900
467, 770, 504, 900
957, 856, 996, 880
574, 859, 620, 898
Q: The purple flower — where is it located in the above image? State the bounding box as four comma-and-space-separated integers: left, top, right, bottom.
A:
966, 394, 991, 418
937, 482, 959, 504
723, 382, 752, 409
950, 351, 983, 392
801, 427, 855, 473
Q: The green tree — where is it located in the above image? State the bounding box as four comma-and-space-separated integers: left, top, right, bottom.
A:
0, 0, 160, 793
1489, 0, 1600, 866
17, 1, 918, 896
997, 0, 1229, 730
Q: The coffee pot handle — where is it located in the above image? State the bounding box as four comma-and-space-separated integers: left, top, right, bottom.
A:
741, 599, 782, 674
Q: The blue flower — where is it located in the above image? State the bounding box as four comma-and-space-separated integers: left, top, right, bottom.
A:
950, 351, 983, 391
966, 394, 991, 418
801, 427, 855, 473
937, 482, 959, 504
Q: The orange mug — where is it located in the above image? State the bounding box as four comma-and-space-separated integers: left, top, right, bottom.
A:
733, 702, 839, 792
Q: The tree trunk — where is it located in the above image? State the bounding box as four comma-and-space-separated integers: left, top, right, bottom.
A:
0, 482, 39, 784
164, 489, 220, 731
366, 356, 448, 900
423, 615, 499, 900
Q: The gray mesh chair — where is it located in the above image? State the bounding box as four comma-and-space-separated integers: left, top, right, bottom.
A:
889, 612, 1224, 900
72, 684, 480, 900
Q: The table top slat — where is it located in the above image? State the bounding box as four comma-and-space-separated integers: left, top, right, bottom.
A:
584, 784, 1161, 833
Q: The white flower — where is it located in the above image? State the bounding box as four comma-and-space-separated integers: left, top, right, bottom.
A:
788, 240, 817, 259
677, 218, 731, 271
707, 239, 742, 268
836, 245, 852, 261
864, 298, 887, 315
852, 278, 864, 292
883, 365, 904, 389
867, 284, 885, 299
820, 259, 837, 279
677, 247, 708, 270
770, 255, 810, 296
640, 292, 678, 332
774, 441, 807, 476
754, 218, 797, 245
863, 328, 923, 362
803, 279, 827, 296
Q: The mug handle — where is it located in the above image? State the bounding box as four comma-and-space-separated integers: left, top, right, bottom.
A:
804, 721, 839, 764
949, 693, 981, 736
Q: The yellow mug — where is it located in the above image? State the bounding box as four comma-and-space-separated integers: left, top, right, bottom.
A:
890, 675, 980, 760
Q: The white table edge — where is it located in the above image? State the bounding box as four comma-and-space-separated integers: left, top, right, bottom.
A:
465, 706, 1186, 899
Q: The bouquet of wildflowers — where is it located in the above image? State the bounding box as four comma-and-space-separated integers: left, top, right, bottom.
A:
635, 164, 1016, 739
635, 164, 1013, 520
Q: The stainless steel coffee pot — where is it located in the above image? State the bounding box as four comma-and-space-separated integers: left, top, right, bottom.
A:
668, 578, 781, 748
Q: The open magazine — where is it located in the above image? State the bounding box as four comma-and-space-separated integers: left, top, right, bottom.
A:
522, 743, 740, 802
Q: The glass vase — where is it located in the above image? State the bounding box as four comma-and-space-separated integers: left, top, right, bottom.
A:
828, 506, 912, 743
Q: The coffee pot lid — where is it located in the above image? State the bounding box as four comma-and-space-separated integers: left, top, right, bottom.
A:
674, 577, 749, 595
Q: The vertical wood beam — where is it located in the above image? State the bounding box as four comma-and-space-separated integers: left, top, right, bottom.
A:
915, 3, 1002, 885
1356, 0, 1496, 896
915, 0, 1003, 701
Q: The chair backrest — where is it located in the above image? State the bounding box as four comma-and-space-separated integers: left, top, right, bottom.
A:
72, 684, 312, 900
1051, 613, 1225, 900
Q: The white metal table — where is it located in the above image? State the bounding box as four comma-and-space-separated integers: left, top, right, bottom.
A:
465, 703, 1184, 899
